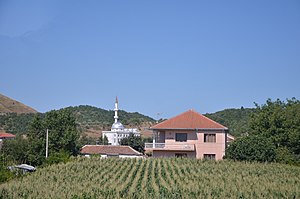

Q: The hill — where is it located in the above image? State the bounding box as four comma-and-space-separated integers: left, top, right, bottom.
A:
0, 94, 37, 114
63, 105, 155, 137
0, 104, 254, 137
0, 93, 255, 137
0, 113, 37, 134
205, 107, 255, 136
0, 105, 155, 136
0, 158, 299, 198
63, 105, 155, 127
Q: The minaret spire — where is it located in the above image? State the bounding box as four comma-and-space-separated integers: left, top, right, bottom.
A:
114, 96, 119, 123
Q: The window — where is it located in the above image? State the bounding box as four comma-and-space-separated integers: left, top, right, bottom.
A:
175, 133, 187, 142
175, 153, 187, 158
204, 154, 216, 160
204, 134, 216, 143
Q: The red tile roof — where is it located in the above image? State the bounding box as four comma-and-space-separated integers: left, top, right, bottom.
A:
80, 145, 142, 156
0, 132, 16, 139
151, 109, 227, 130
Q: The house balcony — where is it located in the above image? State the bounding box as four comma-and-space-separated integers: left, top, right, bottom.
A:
145, 143, 195, 151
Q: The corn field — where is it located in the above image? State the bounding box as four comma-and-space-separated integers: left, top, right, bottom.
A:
0, 157, 299, 199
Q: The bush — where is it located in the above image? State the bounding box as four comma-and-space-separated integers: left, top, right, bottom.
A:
45, 151, 70, 165
275, 147, 297, 165
120, 134, 144, 153
226, 135, 276, 162
0, 168, 13, 184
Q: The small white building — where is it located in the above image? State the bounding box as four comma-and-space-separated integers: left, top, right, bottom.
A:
102, 97, 140, 145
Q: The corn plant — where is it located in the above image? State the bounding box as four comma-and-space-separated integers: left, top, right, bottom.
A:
0, 157, 299, 198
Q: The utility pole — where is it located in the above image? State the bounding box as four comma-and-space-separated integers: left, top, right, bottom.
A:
46, 129, 49, 158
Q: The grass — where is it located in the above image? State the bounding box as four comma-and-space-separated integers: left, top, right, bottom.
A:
0, 157, 299, 198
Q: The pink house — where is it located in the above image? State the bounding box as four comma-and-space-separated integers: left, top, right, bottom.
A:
145, 109, 233, 160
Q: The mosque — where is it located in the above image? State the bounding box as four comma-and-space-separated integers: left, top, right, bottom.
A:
102, 97, 140, 145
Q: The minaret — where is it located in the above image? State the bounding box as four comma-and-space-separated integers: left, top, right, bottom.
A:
114, 96, 118, 123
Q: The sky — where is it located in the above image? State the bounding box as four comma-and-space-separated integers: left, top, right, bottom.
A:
0, 0, 300, 119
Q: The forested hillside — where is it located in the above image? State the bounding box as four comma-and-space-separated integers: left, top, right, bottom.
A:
0, 105, 155, 135
0, 105, 255, 137
0, 113, 38, 134
0, 92, 257, 138
64, 105, 155, 128
205, 107, 255, 136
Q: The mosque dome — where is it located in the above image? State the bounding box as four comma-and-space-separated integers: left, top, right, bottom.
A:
111, 122, 124, 130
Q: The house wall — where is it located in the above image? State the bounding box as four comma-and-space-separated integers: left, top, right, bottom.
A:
196, 130, 226, 160
119, 155, 143, 158
153, 129, 226, 160
83, 154, 143, 158
164, 130, 197, 145
153, 151, 196, 158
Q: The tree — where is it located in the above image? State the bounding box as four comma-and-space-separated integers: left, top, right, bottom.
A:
225, 135, 276, 162
77, 134, 98, 146
0, 154, 13, 183
120, 134, 144, 153
226, 98, 300, 164
26, 109, 80, 166
205, 108, 255, 137
1, 135, 29, 164
249, 98, 300, 163
98, 135, 109, 145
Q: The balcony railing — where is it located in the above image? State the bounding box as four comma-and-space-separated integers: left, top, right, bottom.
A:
145, 143, 195, 151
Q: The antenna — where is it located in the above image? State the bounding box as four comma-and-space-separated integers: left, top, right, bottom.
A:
156, 113, 162, 124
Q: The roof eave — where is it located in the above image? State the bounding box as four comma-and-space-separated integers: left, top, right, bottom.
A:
149, 127, 228, 131
81, 152, 142, 156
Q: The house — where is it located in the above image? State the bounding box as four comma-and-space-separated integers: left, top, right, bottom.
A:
0, 131, 16, 141
145, 109, 234, 160
80, 145, 143, 158
102, 97, 140, 145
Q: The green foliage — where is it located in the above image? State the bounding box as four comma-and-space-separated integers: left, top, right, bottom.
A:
64, 105, 155, 128
226, 98, 300, 164
0, 113, 38, 134
77, 134, 109, 147
142, 137, 152, 143
0, 109, 80, 167
225, 135, 276, 162
0, 158, 299, 198
275, 147, 297, 165
0, 169, 13, 184
249, 98, 300, 163
120, 134, 144, 153
205, 108, 255, 137
77, 135, 98, 146
44, 110, 79, 155
98, 135, 109, 145
0, 155, 13, 184
1, 135, 29, 165
0, 106, 155, 168
25, 109, 79, 166
45, 151, 70, 165
0, 106, 155, 138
